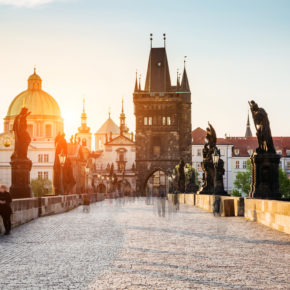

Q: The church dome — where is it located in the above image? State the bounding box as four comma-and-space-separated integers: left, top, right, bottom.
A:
6, 69, 61, 119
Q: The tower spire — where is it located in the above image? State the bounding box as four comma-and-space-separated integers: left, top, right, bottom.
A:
150, 33, 153, 48
120, 98, 126, 135
245, 111, 253, 137
163, 33, 166, 47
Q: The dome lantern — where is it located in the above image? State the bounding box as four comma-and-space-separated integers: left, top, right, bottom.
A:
28, 67, 42, 91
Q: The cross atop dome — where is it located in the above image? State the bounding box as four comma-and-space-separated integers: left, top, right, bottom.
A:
28, 67, 42, 90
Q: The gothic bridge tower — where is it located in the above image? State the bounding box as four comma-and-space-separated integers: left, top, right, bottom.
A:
133, 35, 192, 194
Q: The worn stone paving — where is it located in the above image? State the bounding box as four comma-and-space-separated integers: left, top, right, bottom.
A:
1, 198, 290, 290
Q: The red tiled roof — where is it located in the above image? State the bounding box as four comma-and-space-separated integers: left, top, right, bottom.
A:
192, 127, 290, 157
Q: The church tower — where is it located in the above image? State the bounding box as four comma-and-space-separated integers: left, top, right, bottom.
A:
133, 35, 192, 194
76, 98, 92, 150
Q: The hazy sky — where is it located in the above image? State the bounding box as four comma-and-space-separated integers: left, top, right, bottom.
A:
0, 0, 289, 139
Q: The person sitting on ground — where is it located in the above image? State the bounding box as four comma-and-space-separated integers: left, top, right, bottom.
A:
0, 185, 12, 235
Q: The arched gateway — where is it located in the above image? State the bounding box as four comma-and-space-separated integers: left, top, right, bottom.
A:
144, 169, 170, 197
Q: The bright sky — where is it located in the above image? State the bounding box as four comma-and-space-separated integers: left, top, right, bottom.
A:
0, 0, 290, 140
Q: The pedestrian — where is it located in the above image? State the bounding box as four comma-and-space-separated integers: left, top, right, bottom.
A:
0, 185, 12, 235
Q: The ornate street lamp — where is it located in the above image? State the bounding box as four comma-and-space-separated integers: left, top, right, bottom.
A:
212, 148, 220, 195
58, 151, 66, 195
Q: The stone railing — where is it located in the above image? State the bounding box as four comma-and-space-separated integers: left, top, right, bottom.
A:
168, 193, 244, 217
244, 198, 290, 234
0, 193, 105, 233
168, 193, 290, 235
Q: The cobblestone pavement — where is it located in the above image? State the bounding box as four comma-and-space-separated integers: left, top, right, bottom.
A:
1, 198, 290, 290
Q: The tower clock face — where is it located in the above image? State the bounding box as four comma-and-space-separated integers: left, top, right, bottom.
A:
156, 61, 162, 67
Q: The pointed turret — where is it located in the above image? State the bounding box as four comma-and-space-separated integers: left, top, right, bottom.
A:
181, 67, 190, 92
134, 71, 138, 92
245, 112, 252, 137
176, 69, 180, 89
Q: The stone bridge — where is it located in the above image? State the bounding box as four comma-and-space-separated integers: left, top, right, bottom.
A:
0, 197, 289, 289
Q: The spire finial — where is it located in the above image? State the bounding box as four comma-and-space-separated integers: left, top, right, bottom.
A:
108, 106, 111, 119
83, 97, 85, 113
163, 33, 166, 47
184, 56, 187, 68
122, 97, 124, 113
34, 66, 36, 74
150, 33, 153, 48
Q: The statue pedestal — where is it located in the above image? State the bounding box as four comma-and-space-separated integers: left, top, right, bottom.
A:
10, 158, 32, 199
250, 153, 281, 200
198, 161, 214, 194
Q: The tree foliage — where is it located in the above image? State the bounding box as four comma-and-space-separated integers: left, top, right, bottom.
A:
232, 159, 251, 197
279, 168, 290, 199
31, 178, 52, 197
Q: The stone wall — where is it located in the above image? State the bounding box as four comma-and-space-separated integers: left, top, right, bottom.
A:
244, 198, 290, 234
168, 193, 290, 234
168, 193, 244, 217
0, 193, 105, 233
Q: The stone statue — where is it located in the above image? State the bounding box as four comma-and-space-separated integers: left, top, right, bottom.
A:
199, 123, 227, 195
249, 100, 280, 199
178, 158, 185, 192
10, 107, 32, 198
11, 107, 31, 160
53, 133, 68, 195
249, 100, 275, 154
185, 169, 199, 193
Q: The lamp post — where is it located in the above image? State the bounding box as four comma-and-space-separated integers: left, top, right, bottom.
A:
58, 152, 66, 195
212, 148, 220, 195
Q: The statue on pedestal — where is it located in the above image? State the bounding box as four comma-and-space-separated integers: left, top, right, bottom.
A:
10, 107, 32, 198
199, 122, 227, 195
249, 101, 280, 199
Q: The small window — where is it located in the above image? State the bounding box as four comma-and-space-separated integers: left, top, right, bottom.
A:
277, 150, 282, 155
197, 149, 202, 156
44, 154, 49, 163
144, 117, 148, 126
148, 117, 152, 126
234, 149, 240, 156
287, 162, 290, 170
242, 161, 247, 169
248, 149, 253, 156
153, 146, 161, 157
38, 154, 43, 163
44, 172, 49, 180
38, 172, 43, 180
162, 117, 166, 125
235, 161, 240, 169
286, 150, 290, 156
167, 117, 171, 125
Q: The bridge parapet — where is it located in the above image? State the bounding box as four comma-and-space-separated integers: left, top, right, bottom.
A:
0, 193, 104, 233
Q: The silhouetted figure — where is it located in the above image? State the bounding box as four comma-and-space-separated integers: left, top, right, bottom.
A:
249, 100, 275, 154
0, 185, 12, 235
11, 107, 31, 160
178, 158, 185, 192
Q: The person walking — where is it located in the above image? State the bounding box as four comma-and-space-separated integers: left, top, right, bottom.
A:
0, 185, 12, 235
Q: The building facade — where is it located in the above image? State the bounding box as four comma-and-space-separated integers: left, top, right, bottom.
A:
0, 69, 63, 190
133, 40, 192, 194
